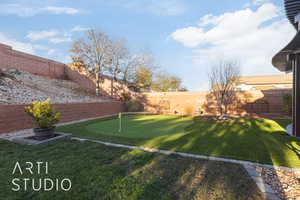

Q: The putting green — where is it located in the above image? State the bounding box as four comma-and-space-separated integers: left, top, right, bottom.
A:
86, 115, 193, 139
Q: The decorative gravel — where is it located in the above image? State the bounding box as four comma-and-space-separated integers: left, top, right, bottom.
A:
0, 68, 107, 104
255, 166, 300, 200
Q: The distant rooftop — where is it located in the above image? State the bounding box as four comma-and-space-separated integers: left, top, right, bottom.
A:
238, 74, 292, 85
236, 74, 292, 91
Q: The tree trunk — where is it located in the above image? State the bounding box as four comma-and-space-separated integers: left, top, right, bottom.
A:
111, 76, 114, 97
224, 104, 228, 115
96, 72, 100, 96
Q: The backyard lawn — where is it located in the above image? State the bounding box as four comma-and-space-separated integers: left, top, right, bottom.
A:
57, 114, 300, 168
0, 139, 263, 200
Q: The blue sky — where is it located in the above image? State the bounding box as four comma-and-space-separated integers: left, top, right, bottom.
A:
0, 0, 295, 90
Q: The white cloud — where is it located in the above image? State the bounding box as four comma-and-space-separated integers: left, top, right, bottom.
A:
27, 25, 87, 43
170, 27, 205, 47
245, 0, 270, 7
71, 26, 89, 32
0, 3, 80, 17
170, 3, 296, 76
0, 32, 53, 54
199, 14, 224, 26
111, 0, 187, 16
44, 6, 79, 15
46, 49, 56, 56
49, 37, 72, 44
172, 3, 280, 47
27, 30, 59, 41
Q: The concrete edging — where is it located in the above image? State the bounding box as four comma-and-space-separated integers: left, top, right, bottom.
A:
11, 132, 72, 145
70, 137, 300, 173
243, 164, 280, 200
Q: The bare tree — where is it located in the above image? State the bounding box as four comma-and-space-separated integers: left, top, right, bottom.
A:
107, 39, 129, 96
70, 29, 111, 95
208, 61, 240, 116
121, 55, 139, 85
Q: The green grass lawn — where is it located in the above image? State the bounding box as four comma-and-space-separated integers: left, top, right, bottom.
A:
0, 139, 263, 200
57, 114, 300, 168
86, 115, 192, 138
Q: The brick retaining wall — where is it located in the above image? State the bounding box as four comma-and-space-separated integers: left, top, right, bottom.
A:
0, 43, 130, 96
0, 43, 66, 79
0, 101, 123, 134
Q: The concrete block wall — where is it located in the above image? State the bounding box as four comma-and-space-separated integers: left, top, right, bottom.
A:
144, 90, 291, 116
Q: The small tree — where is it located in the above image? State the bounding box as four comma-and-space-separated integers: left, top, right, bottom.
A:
208, 61, 240, 116
134, 66, 153, 91
152, 72, 182, 92
70, 29, 111, 95
132, 53, 156, 91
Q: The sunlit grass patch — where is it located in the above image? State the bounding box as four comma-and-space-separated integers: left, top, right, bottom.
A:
57, 115, 300, 168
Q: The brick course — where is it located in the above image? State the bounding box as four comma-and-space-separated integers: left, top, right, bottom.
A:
0, 101, 123, 134
0, 43, 66, 79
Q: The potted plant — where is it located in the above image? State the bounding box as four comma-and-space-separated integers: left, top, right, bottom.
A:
25, 99, 61, 137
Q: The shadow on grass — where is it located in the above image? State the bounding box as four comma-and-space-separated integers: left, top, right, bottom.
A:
0, 139, 264, 200
32, 114, 300, 199
56, 115, 300, 168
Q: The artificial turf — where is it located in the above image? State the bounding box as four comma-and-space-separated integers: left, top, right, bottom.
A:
57, 114, 300, 168
86, 115, 193, 138
0, 139, 263, 200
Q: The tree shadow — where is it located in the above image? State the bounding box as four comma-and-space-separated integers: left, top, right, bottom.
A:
240, 89, 292, 119
103, 142, 264, 200
57, 107, 300, 199
135, 116, 299, 199
0, 137, 267, 199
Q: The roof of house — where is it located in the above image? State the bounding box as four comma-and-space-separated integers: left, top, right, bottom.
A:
238, 74, 293, 85
285, 0, 300, 30
272, 0, 300, 72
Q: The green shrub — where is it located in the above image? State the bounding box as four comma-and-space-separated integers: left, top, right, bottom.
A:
120, 92, 132, 102
25, 99, 61, 128
124, 100, 144, 112
282, 93, 292, 116
10, 69, 22, 75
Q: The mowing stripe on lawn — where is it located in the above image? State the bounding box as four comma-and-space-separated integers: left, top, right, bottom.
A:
71, 136, 300, 172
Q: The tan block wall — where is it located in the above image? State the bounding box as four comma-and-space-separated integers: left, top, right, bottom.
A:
0, 101, 123, 134
144, 90, 291, 116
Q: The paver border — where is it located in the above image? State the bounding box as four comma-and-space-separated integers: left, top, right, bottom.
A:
243, 164, 280, 200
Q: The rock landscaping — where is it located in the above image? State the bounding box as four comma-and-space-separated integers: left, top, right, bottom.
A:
255, 166, 300, 200
0, 68, 107, 104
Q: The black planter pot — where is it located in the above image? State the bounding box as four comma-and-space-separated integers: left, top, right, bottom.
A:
33, 126, 55, 137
